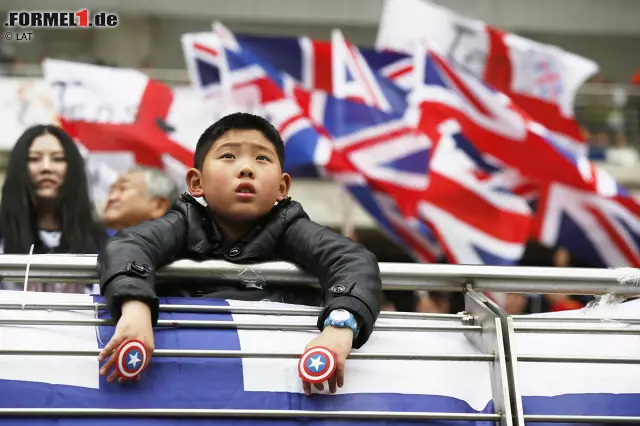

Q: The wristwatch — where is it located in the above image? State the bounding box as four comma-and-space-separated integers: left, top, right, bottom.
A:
323, 309, 360, 339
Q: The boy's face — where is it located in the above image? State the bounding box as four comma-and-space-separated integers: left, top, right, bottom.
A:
186, 129, 290, 224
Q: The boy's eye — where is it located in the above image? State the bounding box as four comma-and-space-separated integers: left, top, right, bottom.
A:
256, 154, 271, 162
220, 153, 235, 159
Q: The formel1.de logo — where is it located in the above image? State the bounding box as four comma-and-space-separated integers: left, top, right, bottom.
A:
4, 10, 118, 42
5, 10, 118, 28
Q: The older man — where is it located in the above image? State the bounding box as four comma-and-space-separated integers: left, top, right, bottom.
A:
103, 166, 181, 233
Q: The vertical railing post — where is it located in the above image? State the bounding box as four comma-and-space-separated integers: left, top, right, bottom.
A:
463, 285, 513, 426
469, 287, 525, 426
503, 317, 525, 424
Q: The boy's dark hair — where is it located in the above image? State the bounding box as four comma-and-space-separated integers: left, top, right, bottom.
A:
194, 112, 286, 170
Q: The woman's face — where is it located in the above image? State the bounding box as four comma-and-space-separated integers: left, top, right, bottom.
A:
28, 134, 67, 201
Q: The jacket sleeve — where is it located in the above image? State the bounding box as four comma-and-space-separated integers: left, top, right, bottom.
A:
279, 218, 382, 349
98, 208, 188, 325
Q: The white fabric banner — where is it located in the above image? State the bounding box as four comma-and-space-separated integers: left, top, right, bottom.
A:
0, 78, 58, 151
376, 0, 598, 117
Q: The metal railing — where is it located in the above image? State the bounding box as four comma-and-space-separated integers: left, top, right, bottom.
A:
0, 254, 639, 425
0, 254, 637, 293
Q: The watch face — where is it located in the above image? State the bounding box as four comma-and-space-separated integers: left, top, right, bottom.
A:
331, 309, 351, 322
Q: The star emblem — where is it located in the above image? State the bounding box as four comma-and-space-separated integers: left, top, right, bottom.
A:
116, 340, 147, 380
128, 351, 141, 369
298, 346, 337, 384
307, 355, 325, 372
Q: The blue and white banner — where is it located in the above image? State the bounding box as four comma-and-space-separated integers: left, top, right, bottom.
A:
0, 290, 494, 425
514, 298, 640, 422
2, 291, 639, 425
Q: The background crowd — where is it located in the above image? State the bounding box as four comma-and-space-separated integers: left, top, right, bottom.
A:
0, 123, 598, 316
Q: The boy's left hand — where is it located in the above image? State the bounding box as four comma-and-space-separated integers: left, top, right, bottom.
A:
302, 325, 353, 396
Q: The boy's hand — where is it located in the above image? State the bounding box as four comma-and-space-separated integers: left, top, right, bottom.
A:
98, 300, 155, 384
302, 326, 353, 396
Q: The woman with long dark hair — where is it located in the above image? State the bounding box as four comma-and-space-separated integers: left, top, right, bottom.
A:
0, 124, 107, 292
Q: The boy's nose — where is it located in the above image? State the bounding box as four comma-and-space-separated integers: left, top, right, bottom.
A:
238, 164, 254, 178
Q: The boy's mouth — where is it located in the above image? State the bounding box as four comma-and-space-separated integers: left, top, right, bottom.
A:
235, 182, 257, 197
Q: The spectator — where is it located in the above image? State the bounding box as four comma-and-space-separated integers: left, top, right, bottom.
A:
416, 291, 451, 314
588, 130, 609, 161
518, 242, 585, 313
0, 41, 16, 76
381, 295, 397, 312
505, 293, 528, 315
553, 246, 571, 267
583, 127, 603, 161
0, 125, 107, 292
542, 247, 584, 312
606, 132, 639, 167
97, 113, 382, 392
102, 166, 181, 234
383, 290, 418, 312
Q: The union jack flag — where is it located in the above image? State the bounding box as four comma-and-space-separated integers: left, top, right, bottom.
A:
185, 25, 537, 265
533, 175, 640, 268
182, 27, 334, 178
234, 31, 408, 114
411, 47, 597, 192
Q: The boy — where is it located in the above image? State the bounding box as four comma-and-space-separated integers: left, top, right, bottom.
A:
97, 113, 382, 396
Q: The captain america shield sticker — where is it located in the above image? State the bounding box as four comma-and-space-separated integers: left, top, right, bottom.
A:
116, 340, 147, 379
298, 346, 337, 384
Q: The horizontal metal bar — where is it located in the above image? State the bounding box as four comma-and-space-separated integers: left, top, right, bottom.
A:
525, 414, 640, 423
512, 315, 640, 324
0, 318, 479, 332
473, 279, 640, 295
514, 324, 640, 335
1, 254, 639, 294
518, 354, 640, 364
0, 349, 495, 361
0, 302, 464, 321
0, 408, 501, 421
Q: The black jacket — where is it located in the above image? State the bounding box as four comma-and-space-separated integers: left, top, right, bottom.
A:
98, 194, 382, 349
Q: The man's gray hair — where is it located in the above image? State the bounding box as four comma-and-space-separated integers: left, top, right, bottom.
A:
129, 166, 182, 204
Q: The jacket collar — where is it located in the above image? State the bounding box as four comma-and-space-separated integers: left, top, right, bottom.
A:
179, 192, 293, 247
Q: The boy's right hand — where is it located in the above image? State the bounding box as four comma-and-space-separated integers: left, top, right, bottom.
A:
98, 300, 155, 384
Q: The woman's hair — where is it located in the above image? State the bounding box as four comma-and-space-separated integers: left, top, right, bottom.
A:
0, 124, 105, 254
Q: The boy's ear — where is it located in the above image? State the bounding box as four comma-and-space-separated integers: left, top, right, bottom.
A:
186, 168, 205, 198
277, 173, 292, 201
